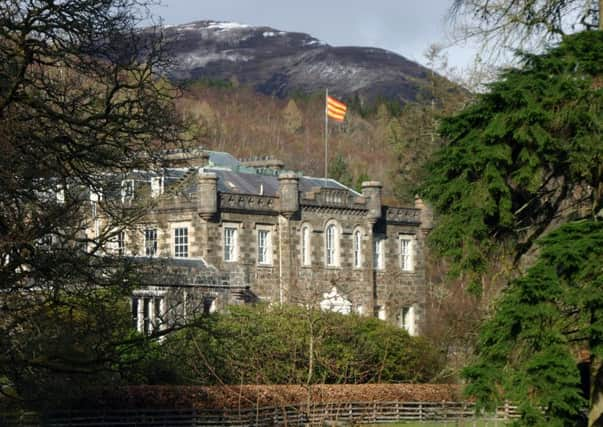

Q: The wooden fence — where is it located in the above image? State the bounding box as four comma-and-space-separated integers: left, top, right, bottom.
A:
1, 401, 520, 426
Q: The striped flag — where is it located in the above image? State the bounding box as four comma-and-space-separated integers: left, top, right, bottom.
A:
326, 95, 347, 122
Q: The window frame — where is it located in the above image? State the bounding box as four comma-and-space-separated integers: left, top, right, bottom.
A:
300, 224, 311, 267
324, 221, 340, 267
256, 227, 272, 265
223, 224, 239, 262
353, 228, 362, 269
117, 231, 126, 256
399, 305, 417, 336
121, 179, 135, 203
150, 176, 164, 198
144, 228, 158, 257
173, 226, 188, 258
399, 235, 414, 272
373, 235, 385, 270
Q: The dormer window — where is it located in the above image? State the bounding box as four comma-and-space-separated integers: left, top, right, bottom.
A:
150, 176, 164, 198
121, 179, 134, 203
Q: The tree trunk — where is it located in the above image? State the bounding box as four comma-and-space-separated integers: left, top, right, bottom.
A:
589, 358, 603, 426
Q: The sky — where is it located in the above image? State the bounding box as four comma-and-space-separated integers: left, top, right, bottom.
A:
148, 0, 479, 71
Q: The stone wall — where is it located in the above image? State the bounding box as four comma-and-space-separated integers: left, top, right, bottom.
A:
95, 166, 430, 334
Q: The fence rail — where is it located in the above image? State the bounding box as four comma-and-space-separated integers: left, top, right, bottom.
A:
1, 401, 520, 426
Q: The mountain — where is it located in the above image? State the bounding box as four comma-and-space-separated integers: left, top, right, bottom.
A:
160, 20, 435, 104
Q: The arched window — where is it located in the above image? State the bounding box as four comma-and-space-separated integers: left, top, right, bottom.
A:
325, 222, 340, 267
353, 229, 362, 268
301, 224, 311, 266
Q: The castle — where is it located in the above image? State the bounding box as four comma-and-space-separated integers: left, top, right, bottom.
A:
100, 149, 432, 336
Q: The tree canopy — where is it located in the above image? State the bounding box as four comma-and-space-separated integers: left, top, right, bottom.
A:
419, 30, 603, 282
0, 0, 181, 407
418, 30, 603, 425
449, 0, 603, 59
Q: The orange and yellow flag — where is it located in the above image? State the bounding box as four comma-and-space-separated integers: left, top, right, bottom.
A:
326, 95, 347, 122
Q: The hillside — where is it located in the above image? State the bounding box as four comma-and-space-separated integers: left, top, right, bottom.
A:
161, 20, 438, 104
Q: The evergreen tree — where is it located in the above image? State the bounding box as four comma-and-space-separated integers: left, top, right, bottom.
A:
328, 154, 354, 188
418, 31, 603, 425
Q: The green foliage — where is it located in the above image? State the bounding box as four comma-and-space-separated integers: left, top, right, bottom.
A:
0, 0, 181, 409
168, 305, 442, 385
329, 154, 354, 188
418, 31, 603, 280
355, 172, 370, 193
116, 332, 185, 385
463, 220, 603, 425
420, 30, 603, 425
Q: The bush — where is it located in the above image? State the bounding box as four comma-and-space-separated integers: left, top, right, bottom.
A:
162, 305, 442, 385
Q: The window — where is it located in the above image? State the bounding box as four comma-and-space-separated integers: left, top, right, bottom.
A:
400, 236, 414, 271
144, 228, 157, 257
117, 231, 125, 256
257, 229, 271, 265
353, 230, 362, 268
224, 226, 238, 262
174, 227, 188, 258
121, 179, 134, 203
151, 176, 164, 198
132, 294, 165, 336
325, 223, 339, 267
400, 306, 417, 336
301, 225, 311, 266
374, 236, 384, 270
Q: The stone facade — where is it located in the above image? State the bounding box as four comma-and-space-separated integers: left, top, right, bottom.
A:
103, 149, 431, 335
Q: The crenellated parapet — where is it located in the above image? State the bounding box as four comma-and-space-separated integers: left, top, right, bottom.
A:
384, 206, 421, 225
219, 193, 279, 213
302, 187, 367, 210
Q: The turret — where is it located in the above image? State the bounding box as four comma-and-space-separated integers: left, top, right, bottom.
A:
278, 172, 299, 217
198, 171, 217, 220
414, 196, 433, 231
361, 181, 382, 220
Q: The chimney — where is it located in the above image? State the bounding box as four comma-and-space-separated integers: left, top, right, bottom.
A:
198, 171, 218, 220
278, 172, 299, 217
361, 181, 382, 220
414, 196, 433, 230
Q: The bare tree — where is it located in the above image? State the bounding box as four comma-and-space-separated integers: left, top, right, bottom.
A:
0, 0, 181, 407
449, 0, 603, 61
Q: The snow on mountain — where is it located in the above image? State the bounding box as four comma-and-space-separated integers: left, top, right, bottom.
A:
158, 20, 436, 103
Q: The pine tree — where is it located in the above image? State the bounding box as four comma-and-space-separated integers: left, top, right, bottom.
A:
418, 31, 603, 425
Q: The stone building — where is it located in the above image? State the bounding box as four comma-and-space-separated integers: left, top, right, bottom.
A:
104, 149, 432, 336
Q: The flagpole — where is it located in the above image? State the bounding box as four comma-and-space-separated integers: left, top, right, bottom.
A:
324, 88, 328, 180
